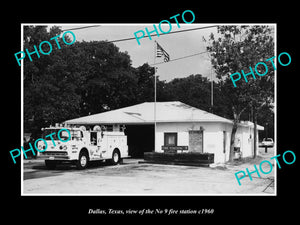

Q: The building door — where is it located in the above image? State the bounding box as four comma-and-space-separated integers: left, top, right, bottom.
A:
223, 131, 226, 154
189, 130, 203, 153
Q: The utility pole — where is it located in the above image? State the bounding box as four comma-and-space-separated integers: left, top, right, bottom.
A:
207, 52, 214, 113
210, 65, 213, 112
265, 122, 268, 153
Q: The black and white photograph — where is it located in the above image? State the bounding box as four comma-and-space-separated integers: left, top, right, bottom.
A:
4, 5, 299, 221
20, 23, 277, 195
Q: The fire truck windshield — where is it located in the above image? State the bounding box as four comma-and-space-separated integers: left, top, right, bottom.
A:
44, 129, 59, 140
43, 129, 80, 141
70, 130, 83, 140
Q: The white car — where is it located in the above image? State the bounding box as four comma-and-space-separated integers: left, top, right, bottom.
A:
261, 138, 274, 147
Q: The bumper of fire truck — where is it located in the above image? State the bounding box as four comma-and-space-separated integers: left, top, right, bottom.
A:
38, 151, 76, 160
37, 139, 81, 161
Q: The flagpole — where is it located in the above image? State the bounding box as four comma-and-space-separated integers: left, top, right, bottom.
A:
154, 41, 157, 153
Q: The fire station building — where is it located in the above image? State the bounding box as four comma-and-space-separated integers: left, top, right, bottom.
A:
65, 101, 263, 163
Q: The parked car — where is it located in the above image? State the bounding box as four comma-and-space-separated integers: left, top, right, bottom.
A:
261, 138, 274, 147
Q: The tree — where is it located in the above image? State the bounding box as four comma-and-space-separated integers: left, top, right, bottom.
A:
72, 41, 138, 114
205, 25, 274, 161
159, 74, 211, 110
24, 26, 82, 138
156, 74, 231, 120
134, 63, 155, 103
24, 26, 156, 138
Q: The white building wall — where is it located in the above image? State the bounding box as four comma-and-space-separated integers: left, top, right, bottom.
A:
155, 123, 189, 153
222, 123, 233, 163
156, 122, 258, 164
202, 124, 224, 164
235, 126, 259, 158
238, 126, 252, 158
156, 122, 231, 163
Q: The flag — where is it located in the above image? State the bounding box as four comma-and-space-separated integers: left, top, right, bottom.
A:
156, 42, 170, 62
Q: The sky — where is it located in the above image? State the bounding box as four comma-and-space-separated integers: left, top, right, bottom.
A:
55, 24, 219, 82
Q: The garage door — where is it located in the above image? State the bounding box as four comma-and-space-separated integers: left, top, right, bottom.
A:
125, 125, 154, 158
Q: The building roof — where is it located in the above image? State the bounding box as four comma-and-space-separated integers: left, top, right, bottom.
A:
65, 101, 234, 125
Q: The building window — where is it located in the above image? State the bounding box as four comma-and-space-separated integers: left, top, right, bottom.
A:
164, 133, 177, 146
91, 132, 97, 145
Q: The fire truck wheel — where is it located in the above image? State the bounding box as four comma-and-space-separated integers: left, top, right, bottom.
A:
111, 149, 121, 165
76, 151, 89, 169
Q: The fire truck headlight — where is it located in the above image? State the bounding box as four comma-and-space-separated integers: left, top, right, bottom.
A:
60, 145, 68, 150
36, 141, 46, 150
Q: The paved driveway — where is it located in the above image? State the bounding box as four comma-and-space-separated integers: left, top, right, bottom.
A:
23, 148, 275, 195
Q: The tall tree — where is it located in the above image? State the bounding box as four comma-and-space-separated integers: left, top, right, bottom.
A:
157, 74, 231, 119
24, 26, 82, 137
159, 74, 211, 111
205, 25, 274, 161
134, 63, 155, 103
72, 41, 138, 114
24, 26, 153, 138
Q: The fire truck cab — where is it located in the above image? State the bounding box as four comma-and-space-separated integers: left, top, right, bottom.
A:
38, 124, 128, 169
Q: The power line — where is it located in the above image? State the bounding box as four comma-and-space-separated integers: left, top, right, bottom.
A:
60, 24, 217, 44
62, 25, 101, 31
110, 25, 218, 43
59, 24, 215, 66
150, 51, 208, 65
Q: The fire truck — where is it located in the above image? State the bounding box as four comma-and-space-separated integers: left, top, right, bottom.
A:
37, 124, 128, 169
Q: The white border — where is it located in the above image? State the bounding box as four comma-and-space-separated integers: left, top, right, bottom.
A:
21, 23, 277, 196
21, 23, 24, 194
